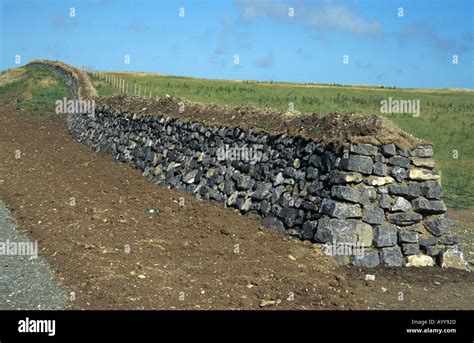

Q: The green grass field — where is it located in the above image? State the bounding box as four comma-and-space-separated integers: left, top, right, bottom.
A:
0, 65, 68, 119
91, 72, 474, 208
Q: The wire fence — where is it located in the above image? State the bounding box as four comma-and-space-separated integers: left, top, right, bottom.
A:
80, 66, 156, 99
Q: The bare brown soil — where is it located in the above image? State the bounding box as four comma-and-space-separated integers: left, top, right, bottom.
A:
0, 94, 472, 310
448, 208, 474, 267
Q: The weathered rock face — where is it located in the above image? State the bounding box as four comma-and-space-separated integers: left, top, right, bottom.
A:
65, 107, 465, 269
406, 254, 435, 267
440, 246, 469, 270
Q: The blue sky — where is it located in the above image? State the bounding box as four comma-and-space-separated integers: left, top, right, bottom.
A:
1, 0, 473, 88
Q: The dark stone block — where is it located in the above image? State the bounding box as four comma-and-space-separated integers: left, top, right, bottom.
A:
398, 230, 419, 243
373, 162, 388, 176
381, 144, 396, 157
388, 156, 410, 168
319, 198, 362, 219
252, 183, 272, 200
390, 166, 407, 182
349, 143, 378, 156
279, 207, 300, 227
352, 249, 380, 268
401, 243, 420, 256
388, 183, 421, 198
261, 216, 285, 233
420, 181, 443, 199
437, 233, 459, 245
380, 246, 403, 267
340, 155, 373, 174
411, 145, 433, 157
299, 221, 318, 240
363, 206, 385, 225
424, 214, 453, 236
308, 181, 324, 195
331, 186, 371, 205
412, 197, 447, 214
373, 224, 398, 247
306, 166, 319, 181
419, 235, 438, 249
387, 212, 423, 226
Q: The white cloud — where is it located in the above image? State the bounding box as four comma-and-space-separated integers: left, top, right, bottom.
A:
235, 0, 381, 36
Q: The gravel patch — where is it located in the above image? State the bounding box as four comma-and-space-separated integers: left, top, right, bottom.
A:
0, 200, 67, 310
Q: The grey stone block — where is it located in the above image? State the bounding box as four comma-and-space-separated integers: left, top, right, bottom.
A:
252, 183, 272, 200
398, 230, 419, 243
390, 166, 407, 182
314, 216, 358, 244
349, 143, 378, 156
388, 183, 421, 198
380, 246, 404, 267
381, 144, 396, 157
379, 194, 391, 209
261, 216, 285, 233
319, 198, 362, 219
437, 233, 459, 245
271, 186, 285, 204
299, 220, 318, 240
419, 235, 438, 249
363, 206, 385, 225
373, 162, 388, 176
401, 243, 420, 256
340, 155, 374, 174
373, 224, 398, 247
306, 167, 319, 181
352, 249, 380, 268
412, 197, 447, 214
331, 186, 372, 205
235, 174, 253, 190
388, 156, 411, 168
387, 212, 423, 226
420, 181, 443, 199
424, 214, 453, 236
426, 245, 446, 257
411, 145, 433, 157
390, 197, 412, 212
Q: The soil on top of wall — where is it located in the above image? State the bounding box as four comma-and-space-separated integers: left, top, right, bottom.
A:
96, 94, 426, 150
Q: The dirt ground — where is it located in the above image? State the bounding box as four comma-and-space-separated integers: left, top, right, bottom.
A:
448, 208, 474, 267
0, 96, 473, 310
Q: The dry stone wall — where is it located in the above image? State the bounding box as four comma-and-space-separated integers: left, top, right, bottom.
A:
31, 60, 467, 269
67, 108, 465, 268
